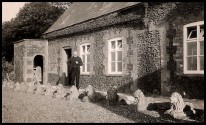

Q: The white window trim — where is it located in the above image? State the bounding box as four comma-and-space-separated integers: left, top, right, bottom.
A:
183, 21, 204, 74
80, 43, 91, 75
108, 37, 123, 75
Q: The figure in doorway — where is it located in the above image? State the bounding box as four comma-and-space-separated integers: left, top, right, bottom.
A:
33, 66, 42, 84
67, 50, 83, 90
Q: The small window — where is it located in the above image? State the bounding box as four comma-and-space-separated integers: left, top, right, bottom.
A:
187, 26, 197, 39
183, 21, 204, 74
80, 44, 91, 74
108, 38, 123, 74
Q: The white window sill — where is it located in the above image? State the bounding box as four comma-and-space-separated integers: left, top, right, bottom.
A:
106, 73, 124, 77
183, 71, 204, 75
80, 73, 91, 76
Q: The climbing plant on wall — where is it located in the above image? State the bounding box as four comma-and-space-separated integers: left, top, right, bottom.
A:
146, 2, 204, 25
79, 30, 133, 93
137, 30, 161, 77
136, 30, 161, 95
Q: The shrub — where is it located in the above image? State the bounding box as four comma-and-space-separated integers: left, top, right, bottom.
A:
2, 57, 15, 81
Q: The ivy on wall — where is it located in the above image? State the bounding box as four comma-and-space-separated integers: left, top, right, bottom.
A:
146, 2, 204, 25
146, 2, 204, 98
48, 41, 59, 73
79, 30, 133, 93
146, 2, 179, 25
137, 30, 161, 77
93, 32, 105, 76
136, 30, 161, 95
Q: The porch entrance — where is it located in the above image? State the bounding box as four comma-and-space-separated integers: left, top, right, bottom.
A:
33, 55, 43, 84
62, 48, 72, 86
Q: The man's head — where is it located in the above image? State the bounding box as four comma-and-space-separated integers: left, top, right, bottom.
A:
73, 50, 78, 57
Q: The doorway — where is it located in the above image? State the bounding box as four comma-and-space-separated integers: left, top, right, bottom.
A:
64, 48, 72, 86
33, 55, 44, 84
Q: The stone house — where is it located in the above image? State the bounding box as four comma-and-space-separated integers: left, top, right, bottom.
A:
14, 2, 204, 99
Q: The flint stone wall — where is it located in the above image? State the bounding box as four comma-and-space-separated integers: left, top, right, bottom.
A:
47, 19, 162, 94
147, 2, 204, 99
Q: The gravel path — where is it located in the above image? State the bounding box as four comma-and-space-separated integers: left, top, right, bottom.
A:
2, 88, 201, 123
2, 88, 133, 123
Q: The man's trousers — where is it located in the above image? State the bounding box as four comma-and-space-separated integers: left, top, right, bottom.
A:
70, 67, 80, 90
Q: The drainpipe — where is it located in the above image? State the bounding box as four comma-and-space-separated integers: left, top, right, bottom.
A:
57, 49, 61, 85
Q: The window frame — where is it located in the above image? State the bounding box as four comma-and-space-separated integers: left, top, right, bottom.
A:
183, 21, 204, 74
108, 37, 123, 75
80, 43, 91, 75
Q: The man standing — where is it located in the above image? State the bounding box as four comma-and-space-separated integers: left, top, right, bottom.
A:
67, 50, 83, 90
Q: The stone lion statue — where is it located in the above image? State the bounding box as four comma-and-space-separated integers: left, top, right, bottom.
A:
85, 85, 96, 101
54, 83, 67, 99
82, 85, 105, 102
133, 89, 154, 111
66, 85, 79, 101
164, 92, 196, 118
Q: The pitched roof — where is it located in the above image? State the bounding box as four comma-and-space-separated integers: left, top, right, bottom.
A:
44, 2, 140, 34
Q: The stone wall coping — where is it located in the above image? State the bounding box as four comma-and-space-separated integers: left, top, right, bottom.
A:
13, 39, 48, 44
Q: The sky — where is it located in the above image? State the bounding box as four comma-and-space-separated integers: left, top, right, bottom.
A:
2, 2, 27, 22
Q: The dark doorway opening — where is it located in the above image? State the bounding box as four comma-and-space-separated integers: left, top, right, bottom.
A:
34, 55, 44, 84
64, 48, 72, 86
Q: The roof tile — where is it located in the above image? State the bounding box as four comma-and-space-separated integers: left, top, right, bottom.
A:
44, 2, 140, 34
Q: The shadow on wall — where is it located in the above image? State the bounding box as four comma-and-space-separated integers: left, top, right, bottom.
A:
171, 75, 204, 99
48, 72, 69, 86
116, 69, 161, 96
135, 69, 161, 96
117, 80, 133, 94
116, 68, 204, 99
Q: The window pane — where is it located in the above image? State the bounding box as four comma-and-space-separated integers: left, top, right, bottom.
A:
82, 46, 85, 53
87, 54, 90, 63
200, 40, 204, 55
117, 51, 122, 61
200, 56, 204, 70
82, 64, 85, 72
200, 25, 204, 38
82, 55, 85, 63
111, 41, 115, 49
87, 64, 90, 72
187, 56, 197, 70
111, 52, 115, 61
187, 42, 197, 55
117, 40, 122, 48
187, 26, 197, 39
87, 45, 90, 52
111, 62, 115, 72
117, 62, 122, 72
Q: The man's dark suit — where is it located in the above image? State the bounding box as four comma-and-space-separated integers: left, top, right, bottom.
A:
67, 56, 83, 89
